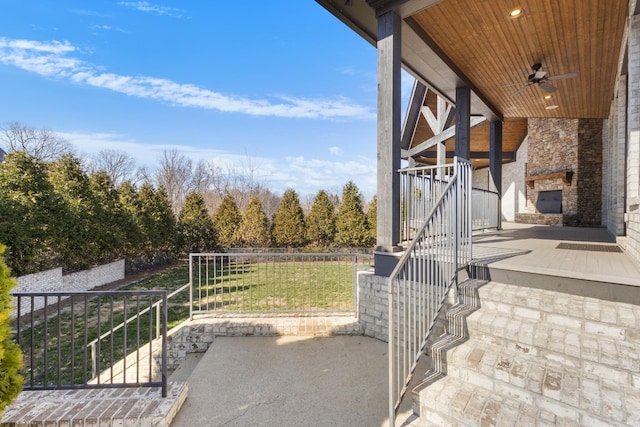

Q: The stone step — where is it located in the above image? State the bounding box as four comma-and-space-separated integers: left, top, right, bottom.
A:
462, 304, 640, 381
411, 278, 640, 427
443, 339, 640, 425
418, 374, 634, 427
415, 325, 640, 423
469, 259, 640, 306
473, 281, 640, 330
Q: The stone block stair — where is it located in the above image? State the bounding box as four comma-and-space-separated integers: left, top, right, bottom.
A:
410, 279, 640, 426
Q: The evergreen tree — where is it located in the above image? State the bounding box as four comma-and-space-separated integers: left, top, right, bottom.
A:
271, 189, 306, 247
366, 195, 377, 247
137, 184, 177, 258
117, 181, 144, 258
236, 196, 270, 248
89, 171, 127, 262
48, 154, 99, 270
212, 194, 241, 248
0, 151, 60, 275
306, 190, 336, 246
178, 192, 218, 254
335, 181, 369, 247
0, 245, 23, 413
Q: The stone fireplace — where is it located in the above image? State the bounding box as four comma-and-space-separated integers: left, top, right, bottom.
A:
515, 118, 602, 226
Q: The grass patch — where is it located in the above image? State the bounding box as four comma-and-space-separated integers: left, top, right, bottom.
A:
192, 260, 355, 312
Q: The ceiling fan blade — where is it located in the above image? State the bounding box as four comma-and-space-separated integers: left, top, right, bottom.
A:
547, 72, 578, 81
511, 83, 532, 97
534, 70, 547, 79
539, 82, 558, 93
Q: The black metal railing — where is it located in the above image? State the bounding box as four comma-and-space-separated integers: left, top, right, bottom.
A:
13, 290, 167, 397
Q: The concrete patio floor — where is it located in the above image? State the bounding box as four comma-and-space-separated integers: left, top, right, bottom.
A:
170, 335, 389, 427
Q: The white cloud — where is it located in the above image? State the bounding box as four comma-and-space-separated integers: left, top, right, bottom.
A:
62, 130, 376, 197
283, 156, 376, 197
0, 37, 375, 120
118, 1, 185, 18
89, 24, 128, 33
328, 146, 343, 156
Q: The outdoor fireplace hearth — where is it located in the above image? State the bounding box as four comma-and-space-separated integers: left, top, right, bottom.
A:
536, 190, 562, 214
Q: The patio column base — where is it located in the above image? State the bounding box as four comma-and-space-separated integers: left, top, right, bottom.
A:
374, 247, 404, 277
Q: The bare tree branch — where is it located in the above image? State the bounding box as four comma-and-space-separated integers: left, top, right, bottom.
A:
0, 121, 73, 161
91, 149, 136, 186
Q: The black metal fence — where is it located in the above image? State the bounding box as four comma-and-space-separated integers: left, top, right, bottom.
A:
13, 290, 167, 397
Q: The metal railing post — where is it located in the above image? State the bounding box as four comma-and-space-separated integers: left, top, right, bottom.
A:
91, 341, 97, 380
162, 292, 167, 398
155, 303, 161, 340
189, 254, 193, 320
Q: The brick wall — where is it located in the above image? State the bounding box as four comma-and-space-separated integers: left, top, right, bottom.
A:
502, 137, 528, 222
14, 260, 125, 314
472, 136, 528, 222
357, 271, 389, 341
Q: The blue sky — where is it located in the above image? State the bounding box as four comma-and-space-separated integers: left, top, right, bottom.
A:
0, 1, 415, 198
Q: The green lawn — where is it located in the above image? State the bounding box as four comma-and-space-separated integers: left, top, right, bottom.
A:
191, 259, 356, 313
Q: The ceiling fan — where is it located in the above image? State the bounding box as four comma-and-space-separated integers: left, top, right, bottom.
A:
511, 63, 578, 96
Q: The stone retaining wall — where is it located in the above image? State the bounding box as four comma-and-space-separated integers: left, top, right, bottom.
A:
164, 315, 363, 370
13, 260, 125, 314
356, 271, 389, 342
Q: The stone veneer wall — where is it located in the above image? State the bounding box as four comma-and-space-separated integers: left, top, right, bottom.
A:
526, 118, 579, 219
576, 119, 604, 225
521, 118, 603, 226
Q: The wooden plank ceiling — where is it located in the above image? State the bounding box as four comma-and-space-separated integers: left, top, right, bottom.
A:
405, 0, 626, 168
411, 0, 627, 119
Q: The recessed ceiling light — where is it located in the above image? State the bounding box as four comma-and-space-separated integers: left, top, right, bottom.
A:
544, 95, 553, 100
508, 7, 524, 18
546, 105, 559, 110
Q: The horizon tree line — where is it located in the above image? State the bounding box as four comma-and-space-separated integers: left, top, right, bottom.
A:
0, 122, 377, 277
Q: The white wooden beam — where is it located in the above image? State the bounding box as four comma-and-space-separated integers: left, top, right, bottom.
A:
421, 106, 440, 135
407, 116, 486, 157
